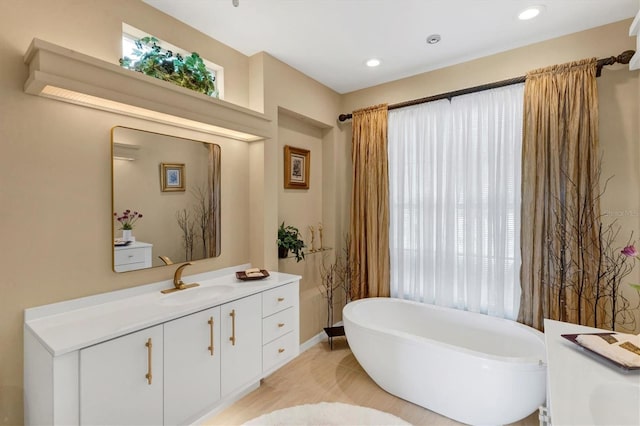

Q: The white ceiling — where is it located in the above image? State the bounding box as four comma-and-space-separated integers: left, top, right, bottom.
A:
143, 0, 638, 94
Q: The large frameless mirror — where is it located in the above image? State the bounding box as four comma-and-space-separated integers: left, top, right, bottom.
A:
111, 126, 221, 272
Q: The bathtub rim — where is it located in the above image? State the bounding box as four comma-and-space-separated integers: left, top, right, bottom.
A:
343, 297, 546, 367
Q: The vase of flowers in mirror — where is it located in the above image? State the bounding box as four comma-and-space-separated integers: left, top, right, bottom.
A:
114, 210, 143, 242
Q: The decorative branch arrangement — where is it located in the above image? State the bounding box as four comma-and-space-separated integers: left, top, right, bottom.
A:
318, 234, 358, 328
599, 237, 638, 330
546, 162, 639, 331
319, 260, 339, 328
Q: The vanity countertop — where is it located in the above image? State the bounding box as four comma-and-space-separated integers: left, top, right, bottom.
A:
544, 319, 640, 426
25, 265, 300, 356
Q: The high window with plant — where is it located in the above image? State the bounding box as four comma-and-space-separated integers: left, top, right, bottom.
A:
120, 24, 223, 99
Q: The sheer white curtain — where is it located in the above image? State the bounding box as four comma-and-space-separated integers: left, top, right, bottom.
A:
388, 84, 524, 319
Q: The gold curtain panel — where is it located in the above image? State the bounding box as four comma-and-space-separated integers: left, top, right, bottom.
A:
518, 58, 601, 330
350, 104, 391, 300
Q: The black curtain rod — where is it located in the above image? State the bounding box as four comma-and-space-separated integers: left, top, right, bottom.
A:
337, 50, 635, 122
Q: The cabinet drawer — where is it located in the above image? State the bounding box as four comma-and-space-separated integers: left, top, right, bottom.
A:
114, 247, 147, 265
262, 331, 296, 373
262, 283, 296, 317
263, 307, 295, 345
114, 262, 147, 273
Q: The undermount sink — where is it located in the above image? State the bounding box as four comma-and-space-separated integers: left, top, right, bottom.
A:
159, 285, 234, 306
589, 382, 640, 425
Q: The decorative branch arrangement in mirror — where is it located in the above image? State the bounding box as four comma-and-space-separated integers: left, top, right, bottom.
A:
175, 184, 219, 262
112, 126, 221, 272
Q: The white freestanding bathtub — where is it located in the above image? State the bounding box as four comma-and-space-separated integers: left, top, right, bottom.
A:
343, 298, 546, 426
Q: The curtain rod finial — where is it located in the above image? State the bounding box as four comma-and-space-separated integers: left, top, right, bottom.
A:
617, 50, 635, 65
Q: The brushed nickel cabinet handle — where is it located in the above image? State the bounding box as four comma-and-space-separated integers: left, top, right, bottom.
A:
278, 322, 285, 328
145, 338, 153, 385
208, 317, 215, 356
229, 309, 236, 346
278, 348, 285, 353
277, 297, 285, 302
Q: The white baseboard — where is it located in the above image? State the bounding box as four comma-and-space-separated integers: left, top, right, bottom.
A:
299, 321, 344, 353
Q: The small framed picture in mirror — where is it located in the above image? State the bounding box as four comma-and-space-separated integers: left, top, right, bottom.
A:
160, 163, 185, 192
284, 145, 310, 189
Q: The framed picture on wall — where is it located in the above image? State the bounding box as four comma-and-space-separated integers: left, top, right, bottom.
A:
284, 145, 310, 189
160, 163, 186, 192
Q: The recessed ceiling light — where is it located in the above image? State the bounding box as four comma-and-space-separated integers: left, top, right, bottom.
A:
366, 58, 381, 67
426, 34, 441, 45
518, 6, 543, 20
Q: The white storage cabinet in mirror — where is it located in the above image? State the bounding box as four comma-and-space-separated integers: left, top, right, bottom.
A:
112, 126, 221, 272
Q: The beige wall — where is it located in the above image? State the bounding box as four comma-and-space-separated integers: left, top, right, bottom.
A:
1, 1, 638, 423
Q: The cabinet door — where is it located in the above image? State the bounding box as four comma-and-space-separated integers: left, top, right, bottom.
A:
80, 325, 163, 425
220, 294, 262, 396
164, 306, 221, 425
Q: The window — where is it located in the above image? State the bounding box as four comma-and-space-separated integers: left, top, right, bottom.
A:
388, 84, 524, 319
122, 24, 224, 99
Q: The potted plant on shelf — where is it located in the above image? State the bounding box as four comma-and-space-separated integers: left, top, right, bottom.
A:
119, 37, 217, 97
277, 222, 305, 262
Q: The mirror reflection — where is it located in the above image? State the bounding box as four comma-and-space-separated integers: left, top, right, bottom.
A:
112, 126, 221, 272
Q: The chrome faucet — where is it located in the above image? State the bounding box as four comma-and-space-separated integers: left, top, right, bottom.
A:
161, 262, 200, 294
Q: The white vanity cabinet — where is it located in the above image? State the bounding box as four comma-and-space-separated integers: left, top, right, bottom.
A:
220, 294, 262, 396
164, 306, 221, 425
80, 325, 163, 425
24, 267, 300, 426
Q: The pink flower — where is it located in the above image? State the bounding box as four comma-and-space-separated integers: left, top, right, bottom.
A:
114, 210, 143, 230
621, 245, 637, 257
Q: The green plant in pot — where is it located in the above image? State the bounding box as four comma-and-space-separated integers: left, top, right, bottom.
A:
277, 222, 305, 262
119, 37, 217, 97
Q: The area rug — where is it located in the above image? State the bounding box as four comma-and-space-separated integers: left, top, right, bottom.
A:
243, 402, 411, 425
